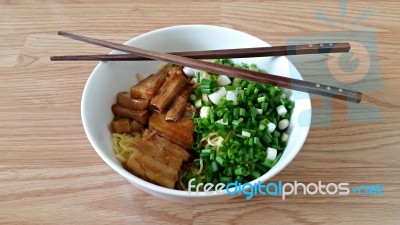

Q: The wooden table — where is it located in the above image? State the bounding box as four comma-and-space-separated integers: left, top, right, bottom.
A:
1, 1, 399, 224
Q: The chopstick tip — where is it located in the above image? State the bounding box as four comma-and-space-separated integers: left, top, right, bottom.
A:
358, 92, 364, 103
50, 56, 58, 61
58, 31, 69, 36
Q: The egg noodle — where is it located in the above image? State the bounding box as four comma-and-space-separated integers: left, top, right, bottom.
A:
112, 133, 142, 164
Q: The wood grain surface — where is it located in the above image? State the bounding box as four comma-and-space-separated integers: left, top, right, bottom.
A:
1, 1, 399, 224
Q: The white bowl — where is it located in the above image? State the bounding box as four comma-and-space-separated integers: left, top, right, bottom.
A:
81, 25, 311, 203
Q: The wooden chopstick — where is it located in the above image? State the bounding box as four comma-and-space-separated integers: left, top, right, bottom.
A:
56, 31, 362, 103
50, 43, 350, 61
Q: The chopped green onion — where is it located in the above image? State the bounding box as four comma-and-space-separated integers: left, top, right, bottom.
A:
200, 106, 210, 118
272, 153, 283, 166
201, 88, 211, 94
223, 112, 229, 123
273, 130, 281, 138
242, 130, 251, 137
276, 105, 288, 116
235, 134, 247, 139
224, 85, 236, 91
250, 107, 258, 117
187, 60, 294, 188
262, 159, 274, 168
251, 170, 261, 179
253, 137, 260, 145
216, 156, 224, 165
210, 151, 215, 160
248, 137, 254, 146
254, 88, 259, 94
195, 72, 201, 83
233, 108, 239, 119
201, 78, 211, 87
239, 108, 246, 117
193, 88, 202, 96
232, 78, 242, 87
220, 176, 232, 183
261, 135, 272, 144
232, 120, 240, 127
245, 83, 255, 95
234, 166, 245, 175
267, 147, 278, 161
202, 148, 211, 154
261, 102, 268, 111
281, 133, 289, 142
211, 161, 218, 172
270, 87, 277, 96
240, 80, 248, 88
194, 99, 202, 108
249, 147, 254, 159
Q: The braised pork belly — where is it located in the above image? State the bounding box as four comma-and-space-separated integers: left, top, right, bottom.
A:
143, 129, 190, 161
117, 92, 149, 111
111, 64, 195, 188
165, 86, 193, 122
111, 118, 144, 134
126, 128, 193, 188
150, 66, 189, 112
149, 111, 194, 149
130, 65, 171, 99
111, 104, 149, 124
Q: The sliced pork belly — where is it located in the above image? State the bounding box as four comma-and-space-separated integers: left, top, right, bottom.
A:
128, 149, 179, 188
111, 118, 131, 133
135, 139, 182, 171
111, 118, 144, 133
149, 111, 194, 149
126, 135, 183, 188
117, 92, 149, 111
165, 87, 193, 122
130, 120, 144, 133
126, 156, 146, 179
150, 67, 189, 112
143, 129, 191, 161
111, 104, 149, 124
130, 65, 171, 99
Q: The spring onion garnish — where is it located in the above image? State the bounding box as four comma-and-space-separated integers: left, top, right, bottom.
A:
267, 122, 276, 133
281, 133, 289, 142
183, 66, 195, 77
278, 119, 290, 130
217, 75, 231, 86
182, 59, 294, 189
266, 147, 278, 161
276, 105, 288, 116
200, 106, 210, 118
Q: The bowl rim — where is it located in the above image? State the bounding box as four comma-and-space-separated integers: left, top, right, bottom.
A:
81, 24, 312, 198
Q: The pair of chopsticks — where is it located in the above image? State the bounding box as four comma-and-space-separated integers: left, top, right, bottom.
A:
51, 43, 351, 61
51, 31, 362, 103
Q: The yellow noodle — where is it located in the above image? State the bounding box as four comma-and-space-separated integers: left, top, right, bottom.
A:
112, 132, 142, 164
